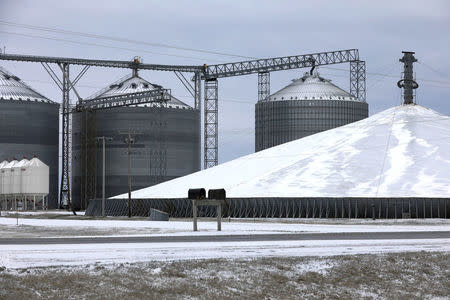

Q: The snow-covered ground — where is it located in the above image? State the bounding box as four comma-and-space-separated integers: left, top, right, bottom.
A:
1, 216, 449, 268
0, 210, 86, 216
1, 238, 449, 269
1, 216, 449, 237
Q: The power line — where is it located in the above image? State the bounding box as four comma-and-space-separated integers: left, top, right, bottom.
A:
19, 78, 257, 105
3, 20, 450, 86
418, 61, 449, 80
20, 77, 450, 106
177, 95, 256, 105
321, 65, 450, 86
0, 20, 257, 60
21, 77, 101, 89
4, 27, 450, 87
0, 30, 224, 62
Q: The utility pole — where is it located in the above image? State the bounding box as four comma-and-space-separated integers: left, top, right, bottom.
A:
96, 136, 113, 217
119, 131, 142, 218
126, 134, 133, 218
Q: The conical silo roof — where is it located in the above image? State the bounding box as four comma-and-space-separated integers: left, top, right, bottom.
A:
87, 73, 193, 109
0, 67, 54, 103
3, 158, 18, 169
264, 72, 361, 102
113, 104, 450, 199
14, 157, 30, 168
28, 156, 48, 168
0, 160, 8, 168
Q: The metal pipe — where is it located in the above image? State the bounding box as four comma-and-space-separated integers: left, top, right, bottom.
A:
96, 136, 112, 217
102, 138, 105, 217
128, 136, 131, 218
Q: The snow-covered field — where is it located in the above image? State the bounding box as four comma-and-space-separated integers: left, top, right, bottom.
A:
1, 214, 449, 237
1, 215, 449, 269
2, 238, 449, 269
1, 214, 449, 298
0, 210, 86, 216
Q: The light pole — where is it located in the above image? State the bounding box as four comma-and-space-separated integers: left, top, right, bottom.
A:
119, 131, 142, 218
125, 135, 134, 218
96, 136, 113, 217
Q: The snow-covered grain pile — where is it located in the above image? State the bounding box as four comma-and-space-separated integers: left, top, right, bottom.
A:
113, 104, 450, 199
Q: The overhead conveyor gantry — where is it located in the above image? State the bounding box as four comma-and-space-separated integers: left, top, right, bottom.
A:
0, 49, 366, 207
0, 53, 202, 72
201, 49, 366, 168
76, 88, 172, 111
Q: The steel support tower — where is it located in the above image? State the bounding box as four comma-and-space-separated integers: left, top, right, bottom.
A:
60, 63, 71, 207
350, 60, 366, 102
204, 79, 219, 169
194, 72, 202, 170
256, 72, 271, 150
258, 72, 270, 101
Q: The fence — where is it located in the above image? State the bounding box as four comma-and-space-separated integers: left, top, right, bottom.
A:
86, 197, 449, 219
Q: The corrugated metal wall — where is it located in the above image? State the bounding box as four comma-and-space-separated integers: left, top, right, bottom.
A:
255, 100, 368, 151
86, 197, 450, 219
0, 100, 59, 208
72, 106, 200, 210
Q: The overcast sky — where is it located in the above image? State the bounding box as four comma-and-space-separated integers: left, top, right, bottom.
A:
1, 0, 449, 164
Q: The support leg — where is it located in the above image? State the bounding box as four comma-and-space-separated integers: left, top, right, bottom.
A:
217, 203, 222, 231
192, 200, 198, 231
194, 72, 202, 170
256, 72, 270, 151
350, 60, 366, 101
59, 63, 71, 209
204, 79, 219, 169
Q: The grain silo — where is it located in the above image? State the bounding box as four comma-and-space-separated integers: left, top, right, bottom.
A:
72, 72, 200, 210
0, 67, 59, 208
255, 71, 368, 151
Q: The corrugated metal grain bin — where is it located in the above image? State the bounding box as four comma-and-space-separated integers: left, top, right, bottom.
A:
72, 73, 200, 210
255, 72, 368, 151
0, 67, 59, 208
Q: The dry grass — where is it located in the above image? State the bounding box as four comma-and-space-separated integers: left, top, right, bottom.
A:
0, 252, 448, 299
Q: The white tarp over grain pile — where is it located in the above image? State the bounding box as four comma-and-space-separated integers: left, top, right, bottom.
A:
114, 104, 450, 199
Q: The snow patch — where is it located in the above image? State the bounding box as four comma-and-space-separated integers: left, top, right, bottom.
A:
293, 259, 335, 274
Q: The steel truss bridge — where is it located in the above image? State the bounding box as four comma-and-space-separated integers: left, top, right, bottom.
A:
0, 49, 366, 208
